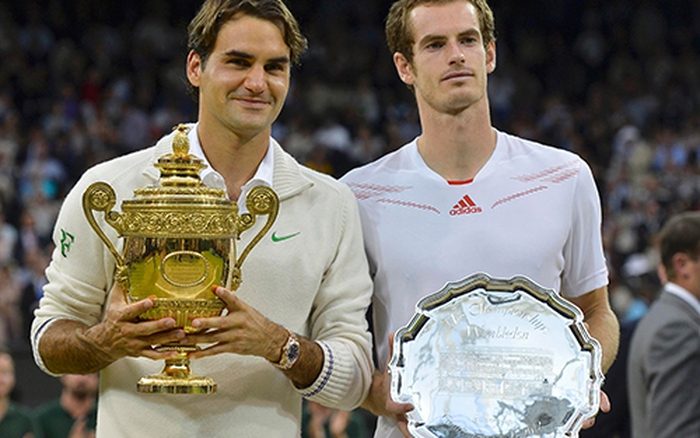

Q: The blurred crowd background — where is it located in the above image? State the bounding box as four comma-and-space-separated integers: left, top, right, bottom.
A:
1, 0, 699, 434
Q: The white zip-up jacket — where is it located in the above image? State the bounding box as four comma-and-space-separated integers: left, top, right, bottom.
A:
31, 128, 373, 437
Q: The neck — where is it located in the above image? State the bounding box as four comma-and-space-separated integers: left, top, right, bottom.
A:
416, 100, 496, 181
196, 124, 270, 199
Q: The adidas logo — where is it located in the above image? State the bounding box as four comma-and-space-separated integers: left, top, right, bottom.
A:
450, 194, 482, 216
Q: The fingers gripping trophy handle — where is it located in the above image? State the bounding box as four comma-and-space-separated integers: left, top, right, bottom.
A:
82, 182, 129, 289
233, 186, 279, 290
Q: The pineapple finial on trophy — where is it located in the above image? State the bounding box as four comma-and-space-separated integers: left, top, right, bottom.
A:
172, 124, 191, 157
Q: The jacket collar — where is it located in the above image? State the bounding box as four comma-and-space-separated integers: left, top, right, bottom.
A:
664, 282, 700, 316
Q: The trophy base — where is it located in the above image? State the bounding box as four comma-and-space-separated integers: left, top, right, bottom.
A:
137, 350, 216, 395
137, 374, 217, 395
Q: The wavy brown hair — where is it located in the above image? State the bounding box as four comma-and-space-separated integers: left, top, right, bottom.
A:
385, 0, 496, 64
188, 0, 308, 68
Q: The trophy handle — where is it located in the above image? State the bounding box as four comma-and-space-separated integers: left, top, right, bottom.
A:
233, 186, 279, 288
82, 182, 128, 287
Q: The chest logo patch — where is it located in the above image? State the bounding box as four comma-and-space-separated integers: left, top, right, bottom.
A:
271, 231, 300, 243
450, 194, 482, 216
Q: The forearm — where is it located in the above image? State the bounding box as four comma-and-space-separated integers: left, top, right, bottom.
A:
38, 319, 118, 375
585, 305, 620, 373
280, 336, 324, 389
261, 322, 325, 388
569, 286, 620, 373
360, 369, 387, 416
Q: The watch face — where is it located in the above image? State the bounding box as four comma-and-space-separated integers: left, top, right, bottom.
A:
287, 342, 300, 362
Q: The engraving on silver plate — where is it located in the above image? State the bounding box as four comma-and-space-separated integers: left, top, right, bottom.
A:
390, 273, 604, 438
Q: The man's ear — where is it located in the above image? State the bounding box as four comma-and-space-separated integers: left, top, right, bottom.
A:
486, 40, 496, 74
671, 252, 691, 280
394, 52, 415, 87
187, 50, 203, 87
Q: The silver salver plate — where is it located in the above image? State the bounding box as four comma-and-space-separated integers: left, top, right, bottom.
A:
390, 273, 604, 438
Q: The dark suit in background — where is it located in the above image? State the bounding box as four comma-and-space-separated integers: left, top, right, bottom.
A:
627, 286, 700, 438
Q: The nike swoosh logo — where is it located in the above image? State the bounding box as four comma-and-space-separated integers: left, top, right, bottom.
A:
271, 231, 301, 242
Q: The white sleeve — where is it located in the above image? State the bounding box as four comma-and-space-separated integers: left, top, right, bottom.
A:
294, 184, 374, 410
31, 169, 120, 374
561, 159, 609, 298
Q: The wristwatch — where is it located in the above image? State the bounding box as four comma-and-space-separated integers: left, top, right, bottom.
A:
272, 330, 300, 370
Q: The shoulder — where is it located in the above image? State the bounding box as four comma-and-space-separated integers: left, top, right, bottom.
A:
635, 294, 700, 346
497, 130, 587, 167
342, 145, 411, 184
77, 128, 184, 189
7, 401, 32, 416
273, 144, 356, 207
300, 165, 352, 196
52, 146, 157, 237
496, 131, 598, 195
4, 402, 34, 426
81, 147, 155, 183
340, 144, 414, 204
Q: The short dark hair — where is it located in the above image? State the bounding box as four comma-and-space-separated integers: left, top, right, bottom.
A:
385, 0, 496, 64
658, 211, 700, 280
188, 0, 308, 68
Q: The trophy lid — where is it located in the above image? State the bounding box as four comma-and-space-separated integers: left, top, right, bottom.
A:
119, 125, 238, 238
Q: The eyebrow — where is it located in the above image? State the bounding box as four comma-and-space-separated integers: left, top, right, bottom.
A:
223, 49, 290, 65
417, 27, 481, 47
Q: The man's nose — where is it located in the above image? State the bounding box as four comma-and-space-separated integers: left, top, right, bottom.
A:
244, 65, 266, 93
447, 41, 466, 65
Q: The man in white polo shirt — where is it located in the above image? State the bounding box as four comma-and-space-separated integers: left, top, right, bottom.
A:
628, 212, 700, 438
341, 0, 619, 436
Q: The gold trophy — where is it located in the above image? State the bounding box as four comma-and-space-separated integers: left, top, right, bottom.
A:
82, 125, 278, 394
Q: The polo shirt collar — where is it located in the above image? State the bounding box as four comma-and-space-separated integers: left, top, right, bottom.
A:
186, 123, 274, 211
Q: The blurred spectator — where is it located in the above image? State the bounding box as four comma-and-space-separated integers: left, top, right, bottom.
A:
302, 401, 368, 438
281, 116, 316, 163
313, 116, 353, 156
304, 144, 335, 177
350, 124, 385, 165
19, 248, 50, 306
33, 373, 98, 438
0, 346, 36, 438
0, 210, 18, 266
313, 116, 359, 177
351, 75, 381, 127
19, 129, 67, 204
0, 117, 19, 209
14, 211, 49, 268
0, 263, 24, 348
117, 101, 151, 154
17, 4, 54, 63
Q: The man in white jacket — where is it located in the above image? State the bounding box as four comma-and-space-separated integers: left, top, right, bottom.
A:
31, 1, 373, 436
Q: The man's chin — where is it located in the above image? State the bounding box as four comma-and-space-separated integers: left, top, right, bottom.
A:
442, 93, 482, 114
